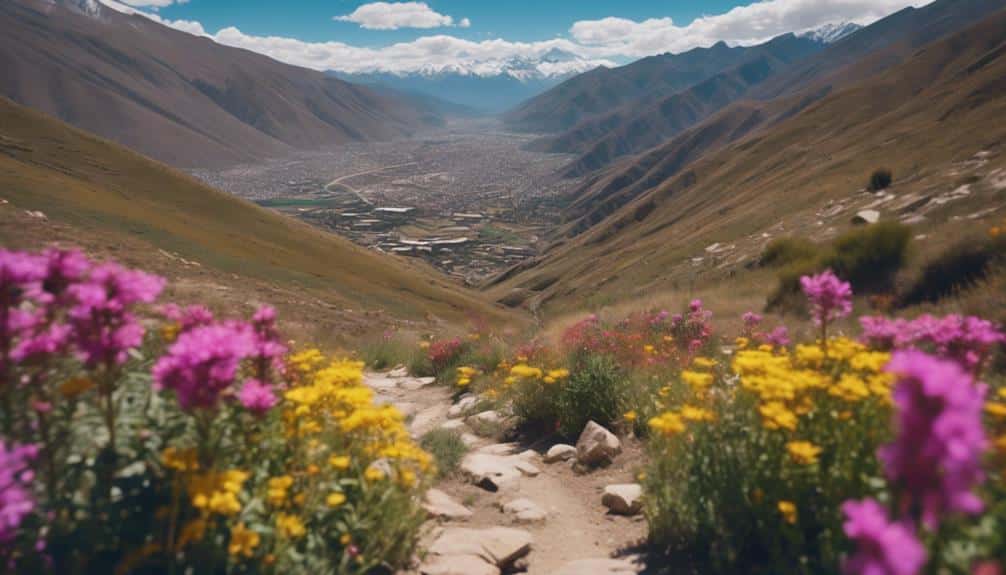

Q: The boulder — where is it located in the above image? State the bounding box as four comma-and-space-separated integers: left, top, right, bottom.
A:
447, 395, 479, 419
461, 445, 539, 491
467, 410, 503, 436
427, 527, 533, 570
601, 484, 643, 515
501, 498, 547, 524
852, 209, 880, 225
438, 419, 466, 432
424, 489, 473, 521
420, 554, 499, 575
575, 421, 622, 466
543, 443, 576, 463
553, 558, 639, 575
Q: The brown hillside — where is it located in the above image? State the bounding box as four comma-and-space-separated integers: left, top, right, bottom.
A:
0, 0, 441, 169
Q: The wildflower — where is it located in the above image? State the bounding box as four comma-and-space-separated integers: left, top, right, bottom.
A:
162, 446, 199, 472
547, 368, 570, 380
742, 311, 763, 330
801, 269, 853, 326
326, 492, 347, 508
759, 402, 798, 431
763, 325, 791, 348
330, 455, 351, 470
692, 357, 717, 369
267, 475, 294, 507
276, 513, 306, 539
340, 533, 352, 546
364, 466, 385, 482
228, 523, 260, 558
778, 500, 798, 524
623, 410, 638, 422
152, 322, 256, 410
643, 344, 655, 354
680, 405, 715, 422
161, 304, 215, 334
58, 376, 94, 399
842, 498, 926, 575
238, 378, 278, 415
648, 412, 686, 437
189, 470, 248, 516
510, 364, 543, 379
786, 441, 822, 465
735, 336, 750, 349
681, 370, 714, 391
0, 441, 37, 543
880, 351, 987, 529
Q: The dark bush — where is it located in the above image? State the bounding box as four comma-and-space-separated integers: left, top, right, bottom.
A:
759, 237, 820, 268
824, 221, 911, 293
556, 354, 626, 437
901, 235, 1006, 305
868, 168, 893, 192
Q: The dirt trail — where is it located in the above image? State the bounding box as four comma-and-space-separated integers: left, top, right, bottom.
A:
365, 370, 648, 574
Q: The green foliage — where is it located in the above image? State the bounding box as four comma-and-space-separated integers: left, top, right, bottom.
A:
868, 168, 893, 192
556, 354, 626, 437
759, 237, 820, 269
902, 234, 1006, 306
420, 429, 469, 478
359, 334, 413, 371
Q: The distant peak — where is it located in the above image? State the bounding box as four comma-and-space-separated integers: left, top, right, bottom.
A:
799, 22, 863, 43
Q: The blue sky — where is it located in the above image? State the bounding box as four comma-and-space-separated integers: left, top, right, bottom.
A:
108, 0, 930, 76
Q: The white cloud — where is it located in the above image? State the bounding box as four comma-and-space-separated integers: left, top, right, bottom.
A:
96, 0, 929, 77
570, 0, 930, 57
117, 0, 188, 7
335, 2, 463, 30
459, 17, 471, 29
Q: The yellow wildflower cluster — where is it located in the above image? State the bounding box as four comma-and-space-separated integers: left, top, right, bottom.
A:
510, 364, 544, 379
649, 411, 686, 437
786, 441, 822, 465
188, 470, 248, 517
267, 475, 294, 507
733, 338, 892, 432
228, 523, 260, 558
456, 366, 477, 387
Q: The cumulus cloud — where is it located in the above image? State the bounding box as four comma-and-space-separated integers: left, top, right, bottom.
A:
117, 0, 188, 7
570, 0, 930, 57
335, 2, 463, 30
96, 0, 928, 77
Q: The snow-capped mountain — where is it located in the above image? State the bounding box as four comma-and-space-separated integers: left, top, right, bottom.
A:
799, 22, 863, 43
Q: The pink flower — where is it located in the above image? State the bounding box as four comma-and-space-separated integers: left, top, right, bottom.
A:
842, 498, 926, 575
762, 325, 791, 348
800, 269, 853, 326
238, 378, 278, 415
161, 304, 215, 333
250, 305, 286, 379
152, 322, 256, 410
880, 351, 987, 529
0, 441, 38, 544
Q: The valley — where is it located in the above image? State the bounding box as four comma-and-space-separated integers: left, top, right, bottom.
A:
192, 118, 583, 285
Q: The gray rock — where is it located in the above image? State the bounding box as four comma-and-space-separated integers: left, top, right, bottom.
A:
424, 489, 473, 521
575, 421, 622, 466
387, 366, 409, 378
420, 554, 499, 575
501, 498, 547, 524
427, 527, 533, 569
400, 376, 437, 391
543, 443, 576, 463
460, 446, 539, 491
447, 395, 480, 419
553, 558, 639, 575
467, 410, 503, 437
852, 209, 880, 225
602, 484, 643, 515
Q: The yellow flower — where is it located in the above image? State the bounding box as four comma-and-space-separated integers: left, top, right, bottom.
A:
267, 475, 294, 507
998, 388, 1006, 400
735, 337, 750, 349
419, 341, 430, 349
759, 402, 798, 431
330, 455, 351, 470
829, 374, 870, 402
681, 370, 714, 391
276, 513, 306, 539
623, 410, 638, 422
162, 447, 199, 472
680, 405, 715, 422
692, 357, 717, 369
510, 364, 543, 379
778, 501, 797, 524
457, 377, 471, 387
786, 441, 822, 465
59, 377, 95, 399
340, 533, 353, 546
188, 470, 248, 517
161, 323, 180, 343
648, 412, 686, 437
399, 469, 417, 488
228, 523, 260, 558
365, 467, 386, 482
986, 402, 1006, 418
547, 368, 570, 380
643, 344, 655, 354
457, 366, 477, 377
326, 492, 347, 508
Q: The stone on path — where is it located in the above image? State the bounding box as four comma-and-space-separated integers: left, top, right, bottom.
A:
438, 419, 466, 432
461, 444, 540, 491
410, 403, 451, 437
601, 484, 643, 516
501, 498, 547, 524
424, 489, 473, 521
543, 443, 576, 463
553, 558, 640, 575
420, 554, 499, 575
400, 376, 436, 391
387, 366, 409, 378
425, 526, 533, 571
447, 395, 479, 419
467, 410, 503, 437
576, 421, 622, 466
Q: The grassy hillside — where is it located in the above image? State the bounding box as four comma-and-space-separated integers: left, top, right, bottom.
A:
0, 96, 517, 341
486, 8, 1006, 317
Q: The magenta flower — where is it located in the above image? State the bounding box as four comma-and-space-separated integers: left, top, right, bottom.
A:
31, 248, 89, 306
800, 269, 853, 327
842, 498, 926, 575
880, 351, 987, 529
161, 304, 215, 334
763, 325, 791, 348
689, 299, 703, 313
153, 322, 256, 411
742, 311, 763, 328
0, 441, 38, 544
238, 378, 278, 416
68, 263, 164, 367
861, 314, 1004, 374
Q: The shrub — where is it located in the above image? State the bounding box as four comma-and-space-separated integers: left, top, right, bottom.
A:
427, 337, 468, 377
0, 247, 431, 574
507, 363, 569, 433
556, 354, 626, 437
901, 234, 1006, 305
419, 429, 469, 478
359, 331, 413, 370
868, 168, 893, 192
759, 237, 819, 268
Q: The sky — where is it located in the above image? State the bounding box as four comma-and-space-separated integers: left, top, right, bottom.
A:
102, 0, 933, 76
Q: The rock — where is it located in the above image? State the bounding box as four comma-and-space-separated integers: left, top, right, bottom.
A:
852, 209, 880, 225
424, 489, 473, 521
575, 421, 622, 466
427, 527, 533, 570
602, 484, 643, 515
420, 554, 499, 575
447, 395, 479, 419
501, 498, 547, 524
460, 446, 539, 491
553, 558, 639, 575
400, 376, 436, 391
467, 410, 503, 436
439, 419, 466, 432
409, 404, 450, 437
514, 461, 540, 477
460, 433, 482, 447
387, 366, 409, 378
543, 444, 576, 463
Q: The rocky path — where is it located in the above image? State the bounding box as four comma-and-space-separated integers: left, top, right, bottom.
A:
365, 369, 649, 575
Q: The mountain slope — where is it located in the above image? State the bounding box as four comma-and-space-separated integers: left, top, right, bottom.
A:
0, 96, 514, 331
0, 0, 441, 169
486, 7, 1006, 315
502, 41, 750, 133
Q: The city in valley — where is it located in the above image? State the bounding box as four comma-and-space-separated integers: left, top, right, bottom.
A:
191, 119, 582, 285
